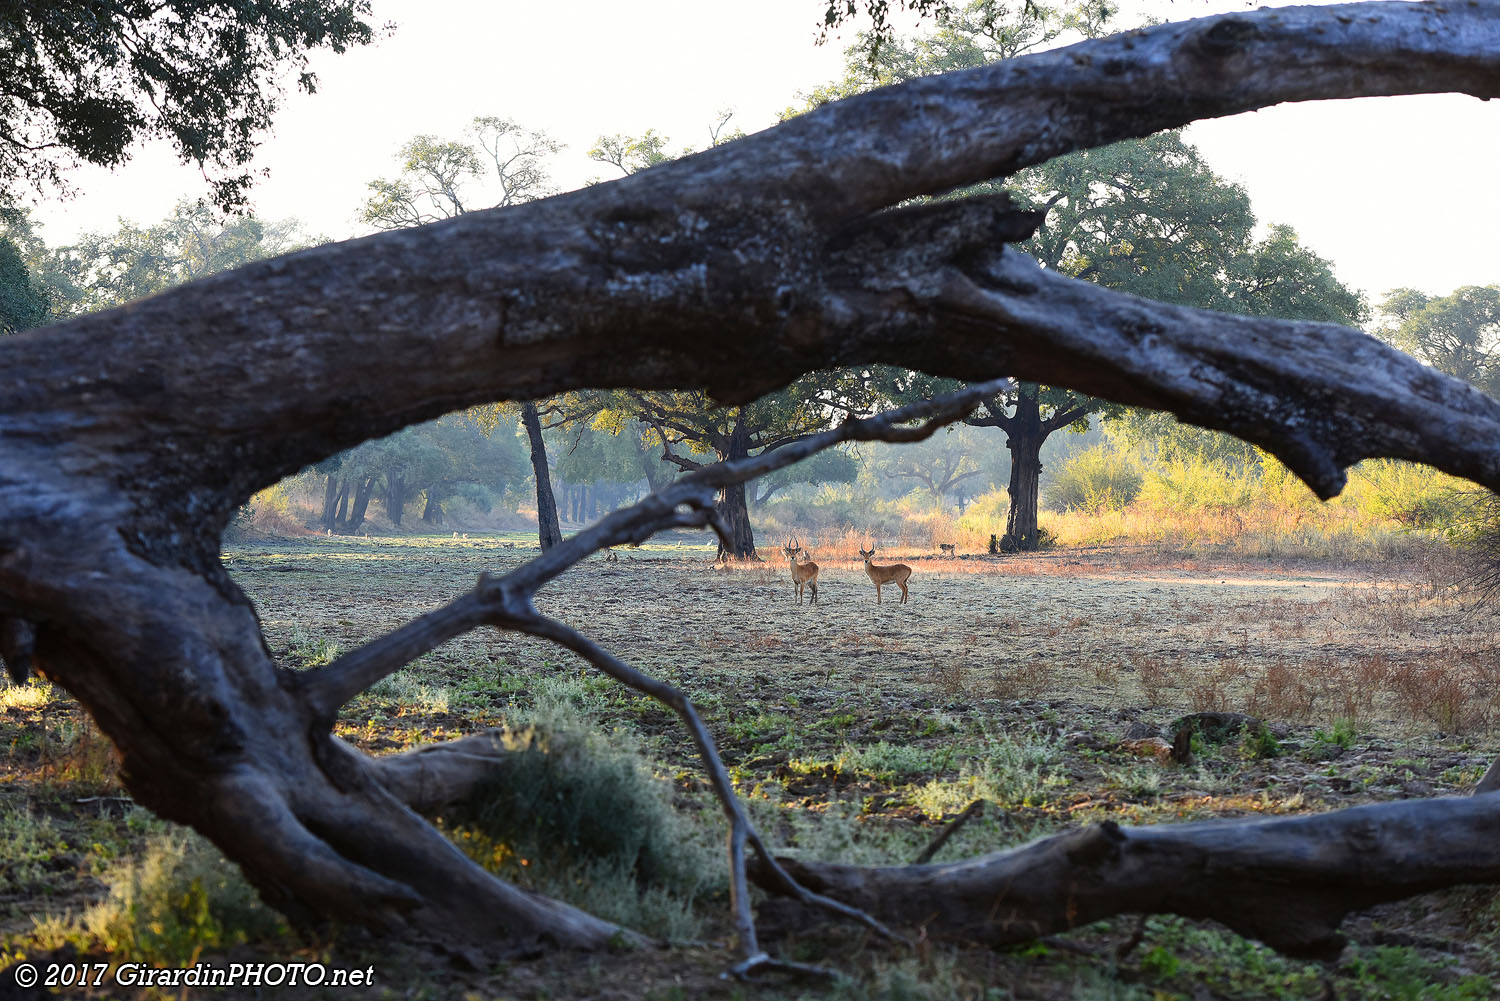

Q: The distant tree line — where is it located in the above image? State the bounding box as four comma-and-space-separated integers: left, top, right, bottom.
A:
4, 0, 1492, 549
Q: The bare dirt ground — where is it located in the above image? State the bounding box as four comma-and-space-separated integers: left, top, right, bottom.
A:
6, 534, 1500, 999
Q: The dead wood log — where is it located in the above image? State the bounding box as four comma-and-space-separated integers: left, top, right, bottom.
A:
760, 795, 1500, 960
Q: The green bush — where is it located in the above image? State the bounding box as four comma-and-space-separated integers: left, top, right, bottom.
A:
1045, 445, 1142, 513
81, 828, 285, 965
449, 722, 719, 939
956, 488, 1010, 537
1138, 453, 1257, 513
1340, 459, 1474, 529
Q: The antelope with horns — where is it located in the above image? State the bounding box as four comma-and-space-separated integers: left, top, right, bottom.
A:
782, 537, 820, 604
858, 546, 912, 604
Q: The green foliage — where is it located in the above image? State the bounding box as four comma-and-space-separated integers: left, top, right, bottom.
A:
69, 828, 286, 965
450, 723, 718, 938
910, 734, 1064, 815
552, 421, 652, 488
1239, 725, 1282, 761
1378, 285, 1500, 397
0, 234, 47, 334
870, 423, 997, 504
1341, 459, 1474, 528
0, 806, 70, 902
45, 200, 318, 317
1342, 945, 1494, 1001
1045, 444, 1142, 512
323, 410, 529, 527
841, 742, 942, 780
1107, 410, 1261, 470
956, 488, 1011, 535
1312, 718, 1358, 752
1138, 454, 1259, 513
0, 1, 377, 210
1139, 944, 1181, 980
807, 0, 1114, 92
361, 116, 561, 229
752, 446, 859, 505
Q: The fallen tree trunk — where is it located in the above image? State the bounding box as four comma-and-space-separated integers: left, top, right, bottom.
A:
762, 794, 1500, 960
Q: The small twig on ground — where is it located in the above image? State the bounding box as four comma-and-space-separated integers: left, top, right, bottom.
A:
912, 799, 985, 864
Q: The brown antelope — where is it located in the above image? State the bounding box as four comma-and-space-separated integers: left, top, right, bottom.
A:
859, 546, 912, 604
938, 543, 956, 556
782, 537, 820, 604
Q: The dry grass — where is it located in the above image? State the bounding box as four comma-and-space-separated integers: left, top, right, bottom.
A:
8, 534, 1500, 999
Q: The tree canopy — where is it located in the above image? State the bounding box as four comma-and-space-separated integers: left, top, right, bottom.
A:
0, 1, 380, 211
1379, 285, 1500, 397
0, 233, 46, 335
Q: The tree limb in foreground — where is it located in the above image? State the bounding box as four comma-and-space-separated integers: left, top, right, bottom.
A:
756, 793, 1500, 961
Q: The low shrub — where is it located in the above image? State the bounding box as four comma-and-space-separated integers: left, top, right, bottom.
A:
1045, 445, 1142, 513
447, 721, 719, 939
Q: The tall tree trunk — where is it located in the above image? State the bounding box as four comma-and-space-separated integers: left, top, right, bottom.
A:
333, 477, 350, 531
717, 419, 757, 559
320, 474, 340, 530
346, 476, 377, 534
421, 491, 442, 524
522, 401, 563, 550
635, 438, 670, 493
1004, 385, 1045, 552
385, 471, 407, 528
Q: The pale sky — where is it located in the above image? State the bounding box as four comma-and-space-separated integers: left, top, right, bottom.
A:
24, 0, 1500, 304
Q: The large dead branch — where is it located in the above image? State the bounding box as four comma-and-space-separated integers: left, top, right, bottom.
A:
760, 794, 1500, 961
3, 0, 1500, 969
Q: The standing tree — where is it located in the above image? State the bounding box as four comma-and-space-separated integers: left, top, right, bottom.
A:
0, 233, 46, 335
43, 200, 317, 318
598, 372, 888, 557
1378, 285, 1500, 396
362, 117, 569, 548
805, 5, 1366, 549
0, 0, 378, 210
1, 1, 1500, 976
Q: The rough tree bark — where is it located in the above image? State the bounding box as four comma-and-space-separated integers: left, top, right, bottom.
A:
521, 400, 564, 550
384, 471, 408, 527
760, 793, 1500, 960
320, 473, 340, 530
3, 0, 1500, 967
717, 420, 757, 559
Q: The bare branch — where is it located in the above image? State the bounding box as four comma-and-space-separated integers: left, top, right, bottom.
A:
516, 613, 904, 959
912, 799, 985, 865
